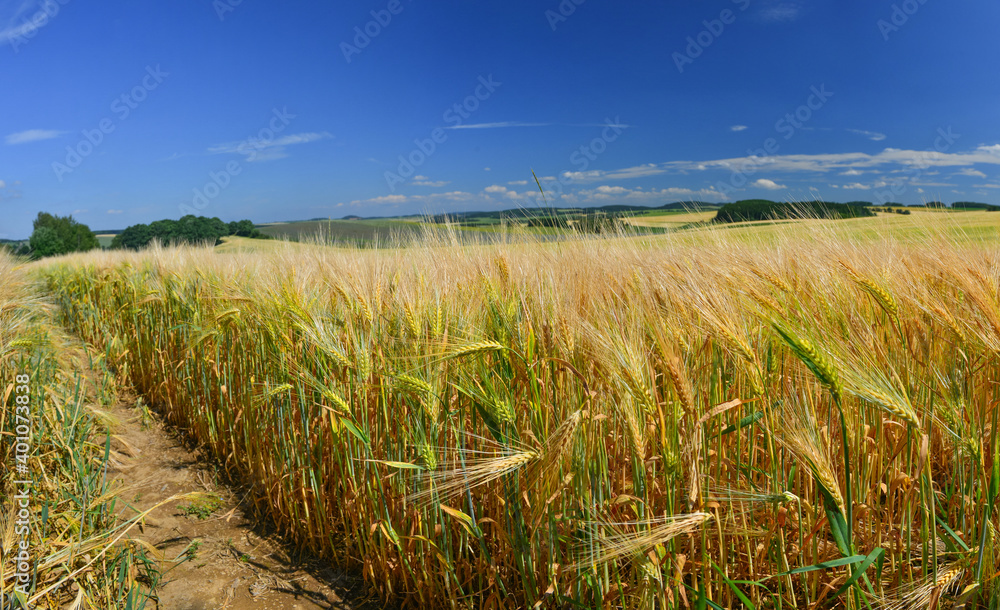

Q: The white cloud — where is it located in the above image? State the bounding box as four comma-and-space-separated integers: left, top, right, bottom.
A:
0, 1, 59, 45
562, 163, 665, 183
484, 167, 491, 171
757, 2, 802, 23
974, 183, 1000, 189
848, 129, 887, 142
575, 185, 725, 203
956, 168, 987, 178
413, 176, 450, 187
107, 209, 123, 214
840, 169, 864, 176
208, 132, 333, 162
568, 145, 1000, 184
447, 122, 549, 130
0, 180, 4, 188
594, 186, 629, 195
752, 179, 786, 190
508, 180, 529, 186
484, 185, 519, 199
364, 195, 408, 205
842, 183, 871, 190
72, 209, 87, 214
337, 191, 481, 209
5, 129, 65, 145
730, 125, 748, 132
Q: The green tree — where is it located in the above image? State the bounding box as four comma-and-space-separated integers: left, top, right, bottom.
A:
234, 219, 256, 237
112, 215, 262, 250
29, 226, 66, 258
112, 224, 154, 250
29, 212, 99, 258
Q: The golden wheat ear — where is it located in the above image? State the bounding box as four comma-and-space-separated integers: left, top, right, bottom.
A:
571, 513, 713, 572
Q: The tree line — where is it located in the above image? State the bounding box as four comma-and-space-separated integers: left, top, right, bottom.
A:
714, 200, 876, 223
111, 216, 267, 250
1, 213, 267, 259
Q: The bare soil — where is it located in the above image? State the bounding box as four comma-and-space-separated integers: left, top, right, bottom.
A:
73, 349, 380, 610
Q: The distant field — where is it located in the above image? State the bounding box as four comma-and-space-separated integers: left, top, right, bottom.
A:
624, 209, 716, 228
96, 234, 116, 248
251, 208, 1000, 249
257, 219, 426, 244
669, 208, 1000, 246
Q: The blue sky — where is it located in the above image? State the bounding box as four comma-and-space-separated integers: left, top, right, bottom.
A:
2, 0, 999, 238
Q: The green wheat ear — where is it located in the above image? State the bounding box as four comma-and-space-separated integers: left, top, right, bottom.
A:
772, 321, 842, 403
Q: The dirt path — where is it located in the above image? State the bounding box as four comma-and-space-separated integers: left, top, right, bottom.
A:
73, 342, 378, 610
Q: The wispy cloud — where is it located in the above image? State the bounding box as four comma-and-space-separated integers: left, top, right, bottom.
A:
910, 181, 957, 187
848, 128, 887, 142
0, 1, 55, 45
207, 132, 332, 162
446, 122, 550, 130
447, 121, 630, 130
334, 181, 728, 212
5, 129, 65, 145
562, 163, 665, 182
756, 2, 802, 23
106, 209, 123, 214
574, 185, 725, 202
412, 175, 450, 187
955, 168, 987, 178
337, 191, 479, 208
565, 145, 1000, 183
730, 125, 748, 132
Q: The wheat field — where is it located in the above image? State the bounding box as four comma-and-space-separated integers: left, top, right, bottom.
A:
16, 215, 1000, 608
